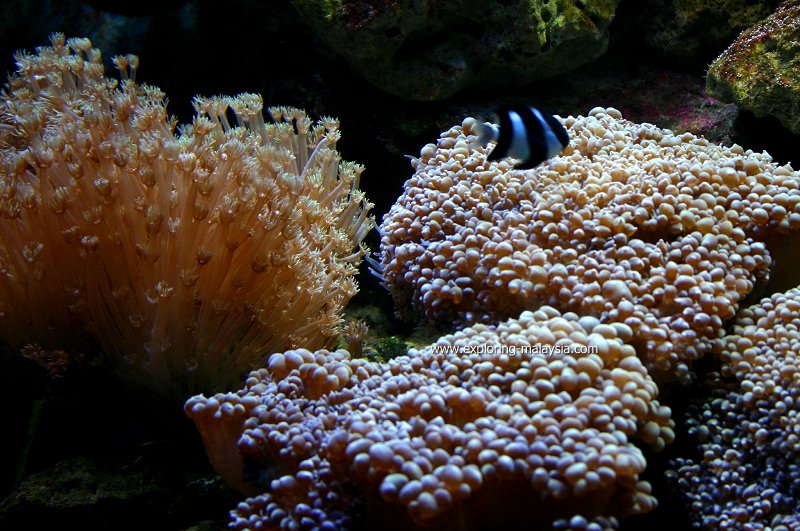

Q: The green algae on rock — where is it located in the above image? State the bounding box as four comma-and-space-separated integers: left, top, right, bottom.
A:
289, 0, 620, 100
706, 1, 800, 134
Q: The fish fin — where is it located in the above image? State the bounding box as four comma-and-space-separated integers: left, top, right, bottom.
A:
514, 157, 545, 170
473, 121, 500, 147
542, 113, 570, 149
365, 252, 387, 285
487, 110, 514, 162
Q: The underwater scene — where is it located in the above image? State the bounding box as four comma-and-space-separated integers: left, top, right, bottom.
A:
1, 0, 799, 529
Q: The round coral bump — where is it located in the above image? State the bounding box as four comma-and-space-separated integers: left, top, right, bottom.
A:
267, 353, 288, 379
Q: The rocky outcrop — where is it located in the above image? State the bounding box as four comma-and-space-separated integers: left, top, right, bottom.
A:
706, 1, 800, 134
289, 0, 620, 100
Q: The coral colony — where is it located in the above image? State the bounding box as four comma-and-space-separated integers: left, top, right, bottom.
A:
4, 34, 800, 531
674, 287, 800, 529
0, 34, 373, 398
379, 109, 797, 384
187, 108, 800, 528
187, 308, 673, 529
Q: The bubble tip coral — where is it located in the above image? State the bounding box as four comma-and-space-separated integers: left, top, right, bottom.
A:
187, 306, 674, 529
379, 106, 800, 383
673, 285, 800, 529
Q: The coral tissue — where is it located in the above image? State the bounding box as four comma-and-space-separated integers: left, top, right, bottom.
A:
0, 34, 373, 397
674, 286, 800, 530
186, 306, 673, 529
380, 108, 800, 383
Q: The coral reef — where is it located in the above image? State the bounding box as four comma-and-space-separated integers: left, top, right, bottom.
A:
3, 5, 800, 531
706, 0, 800, 134
186, 306, 673, 530
379, 107, 800, 382
289, 0, 620, 100
0, 35, 374, 398
672, 286, 800, 529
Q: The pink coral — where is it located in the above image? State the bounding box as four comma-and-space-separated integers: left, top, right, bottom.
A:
378, 107, 800, 382
186, 306, 673, 529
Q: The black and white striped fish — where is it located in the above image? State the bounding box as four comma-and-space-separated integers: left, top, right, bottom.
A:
475, 106, 569, 169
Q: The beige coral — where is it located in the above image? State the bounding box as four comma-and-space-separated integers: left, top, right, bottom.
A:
186, 306, 673, 529
0, 35, 373, 397
379, 107, 800, 382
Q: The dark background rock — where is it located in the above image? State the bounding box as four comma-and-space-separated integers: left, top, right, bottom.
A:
0, 349, 240, 529
0, 453, 238, 529
288, 0, 621, 100
614, 0, 783, 68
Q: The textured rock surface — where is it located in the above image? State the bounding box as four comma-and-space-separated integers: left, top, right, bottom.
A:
0, 454, 237, 529
706, 1, 800, 134
289, 0, 620, 100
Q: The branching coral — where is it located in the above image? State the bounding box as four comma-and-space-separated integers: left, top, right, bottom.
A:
186, 306, 674, 530
0, 35, 374, 397
379, 107, 800, 382
672, 286, 800, 529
